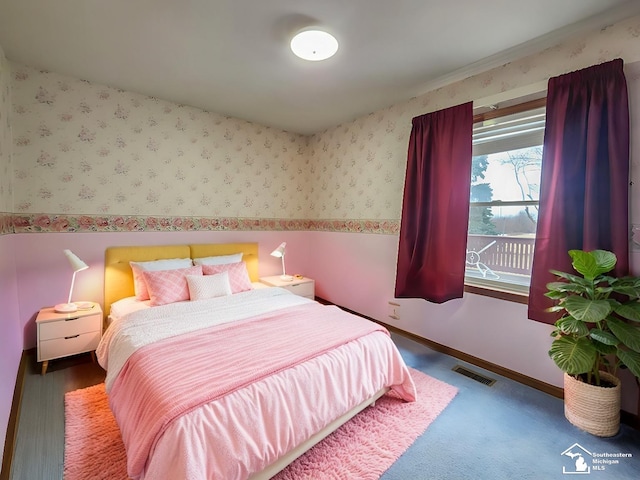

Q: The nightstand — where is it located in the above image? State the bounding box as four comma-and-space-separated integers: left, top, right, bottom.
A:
36, 303, 102, 375
260, 275, 315, 299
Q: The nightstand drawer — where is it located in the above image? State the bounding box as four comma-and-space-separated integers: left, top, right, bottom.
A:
38, 314, 101, 341
287, 281, 314, 298
39, 330, 101, 361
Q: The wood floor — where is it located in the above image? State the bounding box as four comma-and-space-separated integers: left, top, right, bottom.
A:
7, 351, 105, 480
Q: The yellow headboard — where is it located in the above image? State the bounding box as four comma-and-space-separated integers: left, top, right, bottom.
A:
104, 243, 259, 318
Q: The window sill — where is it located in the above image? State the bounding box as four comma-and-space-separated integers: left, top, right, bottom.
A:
464, 282, 529, 304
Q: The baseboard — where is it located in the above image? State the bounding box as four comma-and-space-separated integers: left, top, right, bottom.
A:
621, 410, 640, 430
317, 297, 640, 430
0, 349, 31, 480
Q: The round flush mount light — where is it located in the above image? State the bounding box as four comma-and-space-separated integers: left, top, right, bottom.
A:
290, 29, 338, 61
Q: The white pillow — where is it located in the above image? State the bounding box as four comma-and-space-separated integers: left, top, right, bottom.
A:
186, 272, 232, 300
109, 296, 150, 322
130, 258, 193, 300
193, 253, 243, 266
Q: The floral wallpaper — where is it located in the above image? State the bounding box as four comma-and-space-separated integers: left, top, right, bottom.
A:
0, 45, 12, 234
10, 67, 311, 218
308, 15, 640, 222
5, 14, 640, 235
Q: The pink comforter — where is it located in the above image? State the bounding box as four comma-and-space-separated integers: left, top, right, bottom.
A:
108, 299, 416, 479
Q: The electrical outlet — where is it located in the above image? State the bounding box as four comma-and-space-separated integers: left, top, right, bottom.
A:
388, 301, 400, 320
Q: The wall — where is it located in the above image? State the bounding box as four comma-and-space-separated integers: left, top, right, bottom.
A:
10, 66, 310, 219
12, 230, 312, 351
306, 15, 640, 414
0, 45, 21, 464
2, 13, 640, 460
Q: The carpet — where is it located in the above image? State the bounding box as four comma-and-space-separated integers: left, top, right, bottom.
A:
64, 368, 457, 480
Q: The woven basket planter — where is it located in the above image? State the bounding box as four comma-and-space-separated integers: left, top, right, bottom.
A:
564, 372, 621, 437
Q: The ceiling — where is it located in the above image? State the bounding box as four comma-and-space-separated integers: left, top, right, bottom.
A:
1, 0, 639, 135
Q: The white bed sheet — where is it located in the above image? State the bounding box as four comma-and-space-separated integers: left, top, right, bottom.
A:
107, 282, 269, 324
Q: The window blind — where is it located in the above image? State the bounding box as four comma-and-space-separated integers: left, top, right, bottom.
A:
472, 107, 545, 156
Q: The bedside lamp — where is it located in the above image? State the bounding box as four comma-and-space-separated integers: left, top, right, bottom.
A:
54, 249, 89, 313
270, 242, 293, 281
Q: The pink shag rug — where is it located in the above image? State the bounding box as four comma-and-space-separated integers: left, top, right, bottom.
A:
64, 368, 457, 480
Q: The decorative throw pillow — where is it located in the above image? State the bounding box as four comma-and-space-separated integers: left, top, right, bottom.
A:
186, 272, 232, 300
130, 258, 193, 301
202, 262, 252, 293
142, 265, 203, 306
192, 253, 243, 266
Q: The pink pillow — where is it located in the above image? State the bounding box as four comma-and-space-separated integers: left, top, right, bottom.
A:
142, 265, 203, 306
130, 258, 192, 300
202, 262, 252, 293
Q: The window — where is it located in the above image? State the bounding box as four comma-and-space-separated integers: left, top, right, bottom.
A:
465, 99, 545, 296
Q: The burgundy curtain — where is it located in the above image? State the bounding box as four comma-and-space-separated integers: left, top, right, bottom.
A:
528, 59, 630, 323
395, 102, 473, 303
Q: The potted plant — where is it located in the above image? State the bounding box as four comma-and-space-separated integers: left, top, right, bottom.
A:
546, 249, 640, 436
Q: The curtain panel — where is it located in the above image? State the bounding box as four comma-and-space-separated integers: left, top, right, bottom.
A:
528, 58, 630, 323
395, 102, 473, 303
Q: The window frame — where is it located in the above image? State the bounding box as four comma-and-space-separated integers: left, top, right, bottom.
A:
465, 97, 547, 302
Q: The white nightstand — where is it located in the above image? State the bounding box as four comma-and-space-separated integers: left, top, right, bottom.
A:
260, 275, 315, 299
36, 302, 103, 375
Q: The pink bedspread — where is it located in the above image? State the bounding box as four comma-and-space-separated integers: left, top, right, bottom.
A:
109, 302, 415, 479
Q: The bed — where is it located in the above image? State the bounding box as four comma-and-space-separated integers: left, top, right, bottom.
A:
97, 243, 417, 480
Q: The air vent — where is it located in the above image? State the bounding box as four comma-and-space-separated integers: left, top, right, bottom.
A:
452, 365, 496, 386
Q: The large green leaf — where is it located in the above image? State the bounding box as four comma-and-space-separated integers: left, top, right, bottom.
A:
546, 304, 566, 313
569, 250, 616, 279
592, 340, 617, 356
590, 250, 617, 272
589, 329, 619, 346
613, 302, 640, 322
608, 318, 640, 352
549, 336, 597, 374
546, 281, 586, 294
618, 349, 640, 378
548, 270, 592, 288
613, 285, 640, 299
545, 290, 569, 301
594, 286, 614, 297
555, 316, 589, 336
563, 296, 611, 323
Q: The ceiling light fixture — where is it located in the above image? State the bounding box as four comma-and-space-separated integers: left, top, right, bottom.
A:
290, 29, 338, 61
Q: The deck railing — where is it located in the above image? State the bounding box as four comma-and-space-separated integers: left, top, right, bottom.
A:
466, 235, 535, 276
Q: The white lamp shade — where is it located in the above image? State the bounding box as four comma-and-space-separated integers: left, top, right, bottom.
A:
290, 29, 338, 61
64, 249, 88, 272
270, 242, 292, 281
55, 250, 89, 313
270, 242, 287, 258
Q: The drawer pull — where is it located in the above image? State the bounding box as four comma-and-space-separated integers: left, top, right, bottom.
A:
65, 317, 80, 321
65, 334, 80, 340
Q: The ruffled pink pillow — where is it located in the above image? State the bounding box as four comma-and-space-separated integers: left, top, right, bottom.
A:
142, 265, 203, 306
202, 262, 252, 293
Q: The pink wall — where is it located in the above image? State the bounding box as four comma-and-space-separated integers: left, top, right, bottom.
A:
3, 228, 640, 460
304, 231, 640, 415
12, 231, 312, 350
0, 235, 21, 458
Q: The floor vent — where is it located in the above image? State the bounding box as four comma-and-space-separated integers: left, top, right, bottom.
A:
452, 365, 496, 386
